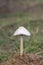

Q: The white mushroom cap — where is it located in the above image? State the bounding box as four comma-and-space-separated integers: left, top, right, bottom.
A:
13, 26, 31, 36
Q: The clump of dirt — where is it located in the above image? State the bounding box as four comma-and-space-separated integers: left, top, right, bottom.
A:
2, 54, 43, 65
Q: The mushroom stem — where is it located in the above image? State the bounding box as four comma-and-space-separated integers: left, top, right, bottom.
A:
20, 36, 23, 56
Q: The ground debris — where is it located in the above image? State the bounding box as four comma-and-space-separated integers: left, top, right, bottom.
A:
2, 54, 43, 65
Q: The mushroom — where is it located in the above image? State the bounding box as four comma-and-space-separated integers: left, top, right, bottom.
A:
13, 26, 31, 56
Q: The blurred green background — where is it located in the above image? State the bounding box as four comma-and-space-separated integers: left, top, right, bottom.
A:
0, 0, 43, 63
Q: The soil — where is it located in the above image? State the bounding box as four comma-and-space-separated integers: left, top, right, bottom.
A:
2, 54, 43, 65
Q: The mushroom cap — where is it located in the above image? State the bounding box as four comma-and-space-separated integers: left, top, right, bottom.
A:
13, 26, 31, 36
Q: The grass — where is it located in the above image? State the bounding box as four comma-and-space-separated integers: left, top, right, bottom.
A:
0, 13, 43, 62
